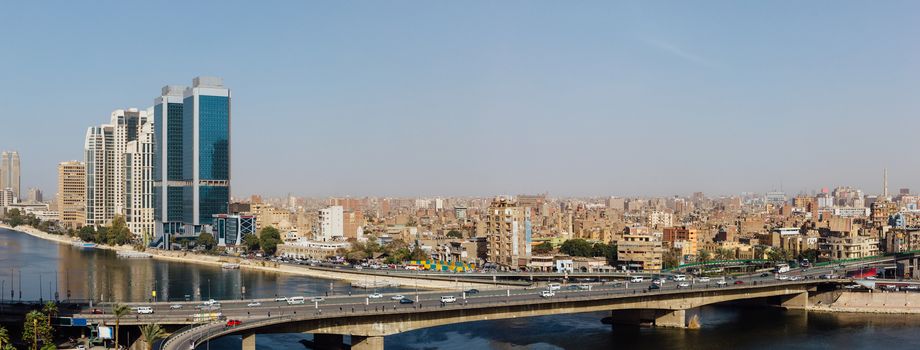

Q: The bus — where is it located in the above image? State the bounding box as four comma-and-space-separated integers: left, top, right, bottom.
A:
774, 263, 790, 274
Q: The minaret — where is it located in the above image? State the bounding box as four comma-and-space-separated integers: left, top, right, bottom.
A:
883, 168, 889, 199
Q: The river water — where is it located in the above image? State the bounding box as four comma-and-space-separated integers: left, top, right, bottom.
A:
2, 227, 920, 349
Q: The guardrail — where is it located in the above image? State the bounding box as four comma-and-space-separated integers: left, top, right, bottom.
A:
159, 278, 849, 350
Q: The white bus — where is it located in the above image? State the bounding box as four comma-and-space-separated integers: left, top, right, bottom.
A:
774, 263, 790, 274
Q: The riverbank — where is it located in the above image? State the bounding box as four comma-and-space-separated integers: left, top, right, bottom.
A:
0, 224, 505, 290
809, 291, 920, 314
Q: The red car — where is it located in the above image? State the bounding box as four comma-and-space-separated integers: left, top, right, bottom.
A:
733, 280, 745, 285
91, 309, 104, 314
226, 319, 242, 327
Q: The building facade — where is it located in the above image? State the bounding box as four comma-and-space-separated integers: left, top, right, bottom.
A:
318, 206, 344, 241
0, 151, 21, 201
84, 124, 115, 225
617, 233, 665, 272
125, 119, 154, 240
153, 77, 232, 246
486, 197, 533, 269
57, 161, 86, 229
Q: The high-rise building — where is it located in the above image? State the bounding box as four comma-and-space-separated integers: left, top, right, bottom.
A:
28, 188, 43, 203
57, 161, 86, 229
318, 206, 344, 241
153, 77, 231, 245
111, 108, 148, 215
0, 151, 20, 200
84, 124, 115, 225
486, 197, 533, 269
125, 119, 154, 240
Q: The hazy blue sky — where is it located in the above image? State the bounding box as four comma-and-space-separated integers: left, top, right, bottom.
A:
1, 1, 918, 198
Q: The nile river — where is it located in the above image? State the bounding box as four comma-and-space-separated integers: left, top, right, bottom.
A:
2, 228, 920, 349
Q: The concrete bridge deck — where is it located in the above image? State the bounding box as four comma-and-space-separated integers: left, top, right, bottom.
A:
141, 278, 847, 350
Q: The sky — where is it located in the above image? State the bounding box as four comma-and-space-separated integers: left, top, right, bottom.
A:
0, 1, 918, 198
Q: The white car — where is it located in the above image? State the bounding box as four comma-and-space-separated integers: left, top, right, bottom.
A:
274, 297, 288, 302
678, 282, 691, 288
247, 301, 262, 307
136, 306, 154, 314
777, 275, 790, 281
698, 277, 711, 283
716, 280, 727, 286
630, 276, 644, 283
391, 294, 405, 300
541, 290, 555, 298
440, 296, 457, 303
673, 275, 687, 281
368, 293, 384, 299
170, 304, 182, 309
311, 297, 325, 303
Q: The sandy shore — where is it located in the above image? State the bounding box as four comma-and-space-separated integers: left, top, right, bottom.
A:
0, 224, 502, 290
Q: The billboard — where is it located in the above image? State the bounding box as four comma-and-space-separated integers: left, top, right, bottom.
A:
98, 326, 113, 340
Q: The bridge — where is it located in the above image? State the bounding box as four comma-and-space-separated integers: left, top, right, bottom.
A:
68, 276, 849, 350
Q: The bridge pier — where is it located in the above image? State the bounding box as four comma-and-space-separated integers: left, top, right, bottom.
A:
608, 308, 701, 328
242, 332, 256, 350
314, 334, 345, 350
351, 335, 384, 350
780, 291, 809, 310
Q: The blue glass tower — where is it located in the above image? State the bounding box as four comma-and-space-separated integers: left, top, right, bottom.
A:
152, 77, 231, 247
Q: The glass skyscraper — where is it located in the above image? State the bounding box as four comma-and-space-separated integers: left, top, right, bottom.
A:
153, 77, 231, 247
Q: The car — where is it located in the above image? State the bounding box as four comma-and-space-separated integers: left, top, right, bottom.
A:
734, 280, 745, 285
565, 285, 581, 291
651, 278, 662, 286
226, 319, 242, 327
311, 297, 325, 303
777, 275, 790, 281
906, 285, 920, 291
170, 304, 183, 309
274, 297, 288, 302
76, 345, 85, 350
673, 274, 687, 281
547, 283, 562, 291
391, 294, 405, 300
677, 282, 691, 288
698, 277, 711, 283
465, 289, 480, 295
760, 273, 771, 277
716, 280, 727, 286
648, 284, 660, 290
541, 290, 556, 298
203, 299, 219, 306
576, 284, 591, 290
247, 301, 262, 307
630, 276, 644, 283
368, 293, 384, 299
136, 306, 154, 314
399, 298, 415, 304
790, 276, 804, 281
91, 308, 103, 314
440, 296, 457, 303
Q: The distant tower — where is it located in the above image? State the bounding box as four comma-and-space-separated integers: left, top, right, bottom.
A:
884, 168, 889, 199
10, 151, 20, 199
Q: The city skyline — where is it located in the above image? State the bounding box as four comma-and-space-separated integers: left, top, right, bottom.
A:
1, 1, 919, 198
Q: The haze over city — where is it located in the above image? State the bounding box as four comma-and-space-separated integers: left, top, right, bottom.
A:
2, 1, 918, 197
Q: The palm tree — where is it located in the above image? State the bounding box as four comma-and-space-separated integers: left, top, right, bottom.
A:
42, 301, 58, 327
139, 323, 167, 350
0, 325, 10, 350
113, 303, 131, 349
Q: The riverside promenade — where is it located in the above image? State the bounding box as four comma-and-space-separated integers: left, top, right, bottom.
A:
0, 224, 520, 290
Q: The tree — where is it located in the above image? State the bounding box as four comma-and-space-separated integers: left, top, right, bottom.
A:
108, 215, 132, 245
5, 209, 23, 228
242, 234, 260, 252
663, 250, 680, 269
0, 325, 9, 350
714, 248, 734, 261
42, 302, 58, 327
698, 250, 711, 265
78, 226, 96, 242
533, 242, 554, 254
138, 323, 167, 350
259, 226, 282, 256
113, 304, 130, 350
197, 232, 217, 251
768, 248, 792, 262
23, 310, 53, 350
446, 230, 463, 239
559, 239, 593, 257
94, 226, 109, 245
